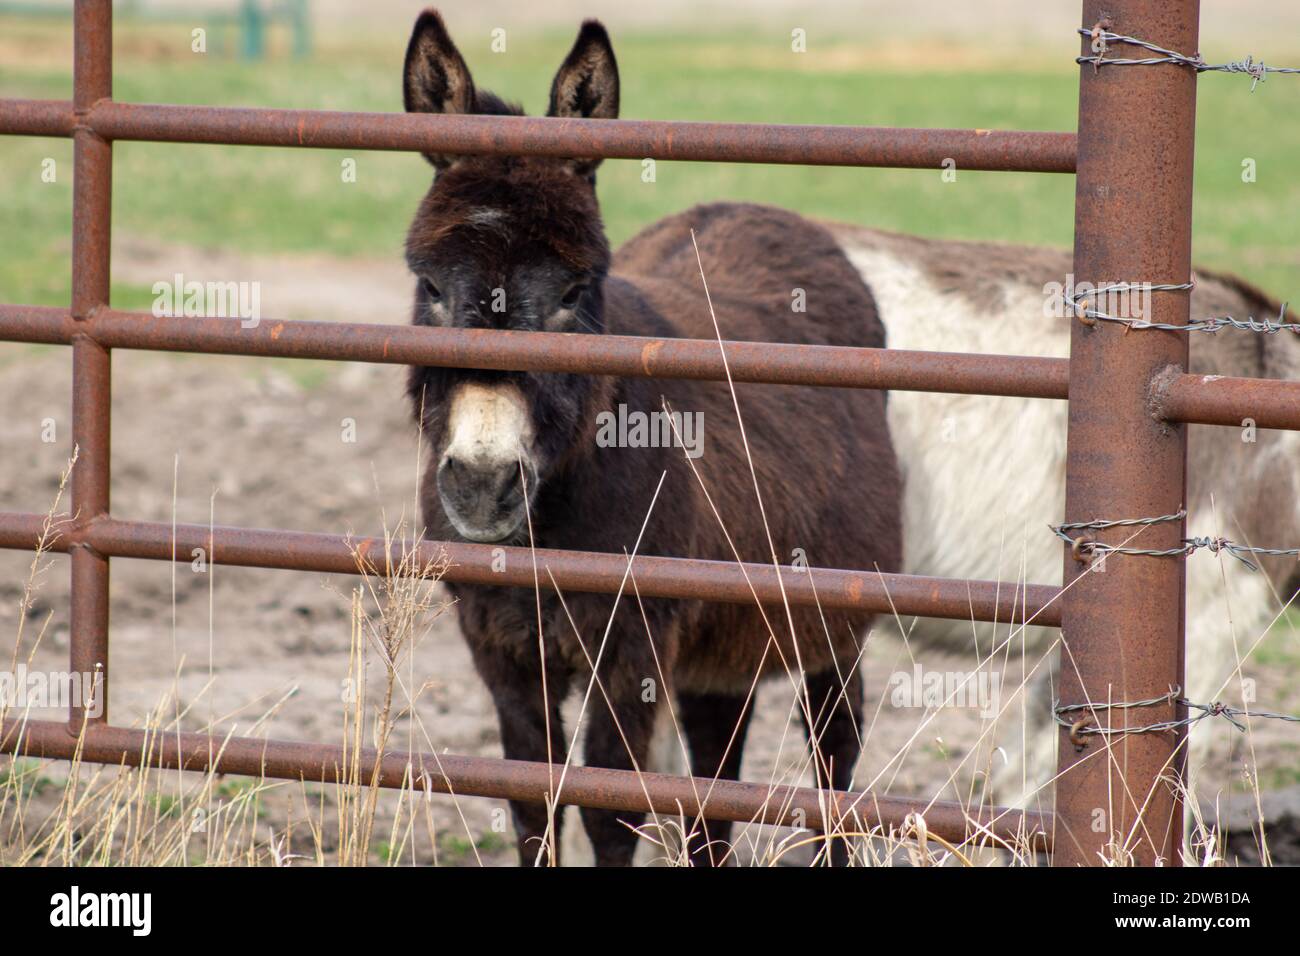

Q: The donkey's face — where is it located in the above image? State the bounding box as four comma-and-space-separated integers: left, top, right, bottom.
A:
402, 11, 619, 543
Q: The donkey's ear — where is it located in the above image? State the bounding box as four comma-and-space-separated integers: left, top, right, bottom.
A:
547, 20, 620, 122
403, 9, 475, 167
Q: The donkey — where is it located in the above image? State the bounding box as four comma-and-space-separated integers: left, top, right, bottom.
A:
823, 224, 1300, 825
401, 11, 902, 866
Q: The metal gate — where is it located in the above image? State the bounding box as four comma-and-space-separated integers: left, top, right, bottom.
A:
3, 0, 1294, 865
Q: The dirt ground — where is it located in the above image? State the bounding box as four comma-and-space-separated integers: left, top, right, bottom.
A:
2, 238, 1297, 865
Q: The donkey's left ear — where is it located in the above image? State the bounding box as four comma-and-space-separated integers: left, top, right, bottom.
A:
547, 20, 620, 123
403, 10, 476, 167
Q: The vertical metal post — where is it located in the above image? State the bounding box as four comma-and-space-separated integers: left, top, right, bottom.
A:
1054, 0, 1199, 865
70, 0, 113, 729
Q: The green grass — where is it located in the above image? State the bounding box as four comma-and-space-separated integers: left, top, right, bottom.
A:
0, 758, 56, 799
1, 15, 1297, 307
1260, 745, 1300, 790
437, 831, 509, 864
1252, 618, 1300, 670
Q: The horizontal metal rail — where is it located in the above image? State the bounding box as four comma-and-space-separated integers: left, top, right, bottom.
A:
0, 98, 71, 137
1154, 369, 1300, 431
0, 512, 1063, 626
0, 304, 1072, 399
0, 98, 1078, 172
10, 306, 1299, 427
0, 718, 1052, 848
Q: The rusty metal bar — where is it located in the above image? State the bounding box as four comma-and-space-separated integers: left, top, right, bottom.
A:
1154, 370, 1300, 430
0, 98, 74, 137
0, 512, 1063, 627
68, 0, 113, 729
17, 304, 1300, 427
0, 97, 1079, 172
1054, 0, 1197, 866
0, 305, 1072, 400
0, 718, 1052, 848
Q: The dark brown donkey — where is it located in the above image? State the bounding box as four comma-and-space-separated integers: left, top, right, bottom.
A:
402, 10, 902, 866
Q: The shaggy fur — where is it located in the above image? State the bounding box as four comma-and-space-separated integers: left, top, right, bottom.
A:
827, 222, 1300, 816
402, 11, 902, 866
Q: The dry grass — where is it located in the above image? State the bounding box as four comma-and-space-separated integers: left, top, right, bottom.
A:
0, 369, 1288, 869
0, 527, 1276, 866
0, 451, 466, 866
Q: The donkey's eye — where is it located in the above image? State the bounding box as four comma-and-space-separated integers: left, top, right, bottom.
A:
421, 278, 442, 303
560, 284, 588, 309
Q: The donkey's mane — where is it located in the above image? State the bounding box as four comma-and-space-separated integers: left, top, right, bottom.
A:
407, 155, 609, 275
474, 90, 524, 117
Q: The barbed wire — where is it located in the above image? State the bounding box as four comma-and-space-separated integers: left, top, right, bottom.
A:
1077, 27, 1300, 91
1050, 510, 1300, 571
1054, 685, 1300, 739
1065, 282, 1299, 334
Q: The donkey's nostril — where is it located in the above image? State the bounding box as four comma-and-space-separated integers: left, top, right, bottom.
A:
490, 464, 518, 504
437, 456, 527, 521
434, 385, 539, 541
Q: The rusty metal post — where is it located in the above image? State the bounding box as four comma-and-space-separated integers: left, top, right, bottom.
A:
1054, 1, 1199, 865
69, 0, 113, 728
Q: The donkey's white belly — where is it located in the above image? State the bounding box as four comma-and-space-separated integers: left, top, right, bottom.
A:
833, 236, 1265, 813
834, 242, 1070, 650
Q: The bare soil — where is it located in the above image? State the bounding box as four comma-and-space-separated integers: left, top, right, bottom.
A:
3, 239, 1297, 865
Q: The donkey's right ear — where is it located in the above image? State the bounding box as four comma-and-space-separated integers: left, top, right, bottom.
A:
403, 9, 475, 167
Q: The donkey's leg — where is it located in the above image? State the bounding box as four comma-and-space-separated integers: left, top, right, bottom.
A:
800, 665, 864, 866
678, 690, 754, 866
577, 661, 665, 867
477, 650, 572, 866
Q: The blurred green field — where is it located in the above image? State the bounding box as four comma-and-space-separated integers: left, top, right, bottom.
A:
1, 13, 1297, 311
3, 11, 1300, 846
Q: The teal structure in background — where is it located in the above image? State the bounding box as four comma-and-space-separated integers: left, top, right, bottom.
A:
0, 0, 312, 59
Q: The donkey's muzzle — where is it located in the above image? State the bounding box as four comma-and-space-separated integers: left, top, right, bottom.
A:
436, 455, 535, 543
